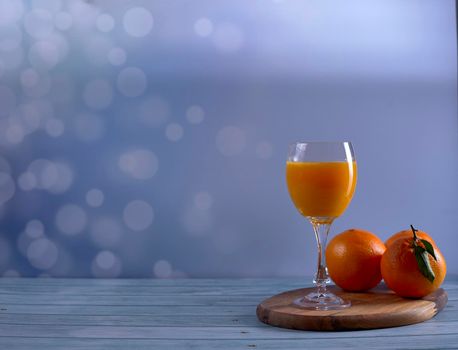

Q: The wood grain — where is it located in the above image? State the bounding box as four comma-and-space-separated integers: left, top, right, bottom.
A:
257, 284, 448, 331
0, 277, 455, 349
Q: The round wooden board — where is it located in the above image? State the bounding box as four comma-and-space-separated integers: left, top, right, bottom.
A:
256, 284, 448, 331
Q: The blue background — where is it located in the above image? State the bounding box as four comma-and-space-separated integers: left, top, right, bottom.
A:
0, 0, 456, 278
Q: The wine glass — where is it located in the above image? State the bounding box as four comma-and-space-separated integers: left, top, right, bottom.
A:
286, 141, 357, 310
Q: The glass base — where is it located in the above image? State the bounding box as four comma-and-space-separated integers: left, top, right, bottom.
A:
293, 291, 351, 310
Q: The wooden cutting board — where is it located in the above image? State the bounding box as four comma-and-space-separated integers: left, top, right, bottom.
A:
256, 284, 447, 331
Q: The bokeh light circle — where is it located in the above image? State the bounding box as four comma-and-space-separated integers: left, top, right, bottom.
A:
91, 250, 122, 278
194, 192, 213, 210
27, 238, 58, 270
27, 159, 72, 192
186, 105, 205, 124
55, 204, 87, 235
123, 7, 153, 38
153, 260, 172, 278
108, 47, 126, 66
68, 0, 98, 30
28, 159, 57, 189
194, 18, 213, 37
165, 123, 184, 142
96, 13, 115, 33
45, 118, 65, 137
47, 162, 74, 194
123, 200, 154, 231
118, 149, 158, 180
96, 250, 115, 269
117, 67, 147, 97
25, 219, 45, 239
216, 126, 246, 156
212, 23, 244, 53
18, 172, 37, 191
86, 188, 104, 207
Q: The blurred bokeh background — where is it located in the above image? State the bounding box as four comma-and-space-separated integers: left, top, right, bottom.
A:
0, 0, 456, 278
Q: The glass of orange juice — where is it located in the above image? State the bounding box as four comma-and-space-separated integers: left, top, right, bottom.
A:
286, 141, 357, 310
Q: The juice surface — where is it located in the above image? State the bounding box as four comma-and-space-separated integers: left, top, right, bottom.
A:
286, 161, 357, 218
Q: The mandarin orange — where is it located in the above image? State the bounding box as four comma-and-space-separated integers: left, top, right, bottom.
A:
385, 229, 436, 248
381, 227, 446, 298
326, 229, 386, 292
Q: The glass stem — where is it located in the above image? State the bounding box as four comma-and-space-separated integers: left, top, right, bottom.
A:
311, 220, 332, 296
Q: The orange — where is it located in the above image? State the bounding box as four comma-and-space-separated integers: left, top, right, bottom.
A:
381, 229, 446, 298
326, 229, 386, 292
385, 229, 436, 248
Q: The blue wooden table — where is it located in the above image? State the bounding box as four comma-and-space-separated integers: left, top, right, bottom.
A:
0, 276, 456, 349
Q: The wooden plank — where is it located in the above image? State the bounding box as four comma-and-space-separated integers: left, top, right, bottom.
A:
0, 293, 455, 306
0, 278, 309, 287
0, 322, 455, 339
0, 314, 255, 327
0, 286, 294, 296
0, 308, 455, 327
1, 294, 260, 306
1, 335, 458, 350
0, 304, 253, 316
0, 303, 455, 320
0, 283, 455, 295
0, 276, 455, 288
0, 294, 263, 305
0, 278, 458, 297
0, 296, 451, 306
0, 277, 455, 296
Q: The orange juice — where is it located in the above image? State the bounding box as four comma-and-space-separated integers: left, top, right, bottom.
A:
286, 161, 357, 218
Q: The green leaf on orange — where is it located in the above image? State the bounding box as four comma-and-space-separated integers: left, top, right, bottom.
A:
414, 245, 435, 283
420, 239, 437, 261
